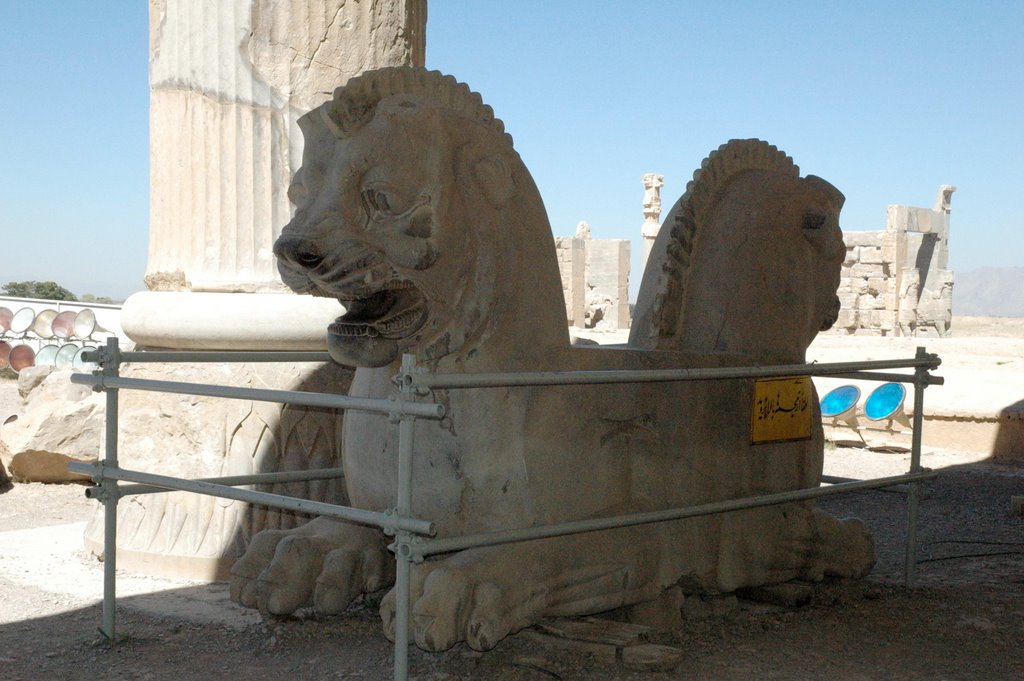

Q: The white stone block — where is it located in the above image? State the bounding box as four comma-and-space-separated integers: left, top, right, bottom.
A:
837, 291, 859, 308
860, 247, 883, 265
849, 263, 882, 279
842, 230, 883, 248
835, 309, 857, 328
866, 277, 886, 294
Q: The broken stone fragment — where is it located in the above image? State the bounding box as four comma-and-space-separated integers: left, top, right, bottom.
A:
0, 369, 102, 483
9, 450, 93, 484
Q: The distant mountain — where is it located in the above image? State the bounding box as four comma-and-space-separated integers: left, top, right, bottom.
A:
954, 267, 1024, 317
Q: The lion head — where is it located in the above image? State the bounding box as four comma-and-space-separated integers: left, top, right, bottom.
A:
275, 68, 568, 368
631, 139, 846, 363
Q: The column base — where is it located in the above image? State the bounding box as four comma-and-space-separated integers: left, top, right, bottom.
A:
121, 291, 343, 351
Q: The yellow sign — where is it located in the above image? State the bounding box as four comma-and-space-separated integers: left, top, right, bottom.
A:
751, 376, 813, 444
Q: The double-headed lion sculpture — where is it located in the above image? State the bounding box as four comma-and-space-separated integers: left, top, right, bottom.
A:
229, 67, 873, 652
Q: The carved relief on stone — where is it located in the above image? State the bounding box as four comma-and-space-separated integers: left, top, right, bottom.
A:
896, 267, 921, 337
917, 270, 954, 337
83, 361, 352, 580
228, 68, 870, 652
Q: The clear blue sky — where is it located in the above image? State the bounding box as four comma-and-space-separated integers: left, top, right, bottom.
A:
1, 1, 1021, 301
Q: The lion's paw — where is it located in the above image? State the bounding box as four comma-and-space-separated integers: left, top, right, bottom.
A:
380, 565, 514, 652
804, 509, 875, 580
229, 517, 392, 617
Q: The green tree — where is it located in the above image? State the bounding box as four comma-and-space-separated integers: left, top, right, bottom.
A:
81, 293, 117, 304
2, 280, 78, 301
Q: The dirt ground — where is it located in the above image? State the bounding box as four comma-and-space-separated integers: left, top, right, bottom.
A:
1, 317, 1023, 680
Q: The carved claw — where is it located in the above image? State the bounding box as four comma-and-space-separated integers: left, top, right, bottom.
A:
413, 567, 474, 651
314, 543, 396, 614
378, 565, 511, 652
229, 529, 291, 609
256, 534, 333, 616
228, 518, 391, 618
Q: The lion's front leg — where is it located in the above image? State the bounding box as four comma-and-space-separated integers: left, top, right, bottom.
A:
378, 524, 673, 652
229, 517, 394, 617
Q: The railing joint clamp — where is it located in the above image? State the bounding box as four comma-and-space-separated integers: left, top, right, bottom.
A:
388, 534, 426, 564
89, 468, 122, 502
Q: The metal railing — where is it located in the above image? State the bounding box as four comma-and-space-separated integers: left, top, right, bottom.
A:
67, 338, 942, 681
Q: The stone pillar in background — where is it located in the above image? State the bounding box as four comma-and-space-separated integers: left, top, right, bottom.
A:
554, 222, 589, 328
554, 222, 631, 331
890, 184, 956, 338
84, 0, 427, 580
586, 239, 631, 329
640, 173, 664, 272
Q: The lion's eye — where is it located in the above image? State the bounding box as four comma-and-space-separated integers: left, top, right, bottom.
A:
802, 212, 826, 230
362, 188, 392, 217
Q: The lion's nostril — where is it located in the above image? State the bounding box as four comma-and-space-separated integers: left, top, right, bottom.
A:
296, 250, 323, 267
275, 236, 324, 269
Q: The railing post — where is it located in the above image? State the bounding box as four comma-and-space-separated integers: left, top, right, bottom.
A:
98, 335, 122, 640
904, 346, 930, 587
392, 353, 420, 681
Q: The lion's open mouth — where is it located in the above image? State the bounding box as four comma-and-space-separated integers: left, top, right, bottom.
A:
276, 240, 430, 342
329, 281, 427, 340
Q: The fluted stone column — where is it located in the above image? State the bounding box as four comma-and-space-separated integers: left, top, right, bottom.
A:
124, 0, 426, 348
85, 0, 427, 580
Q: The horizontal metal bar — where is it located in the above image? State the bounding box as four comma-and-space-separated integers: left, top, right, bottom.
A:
89, 467, 347, 497
67, 462, 435, 537
69, 373, 444, 419
409, 356, 941, 390
824, 371, 944, 386
111, 350, 333, 364
413, 470, 937, 557
821, 474, 910, 492
820, 475, 859, 484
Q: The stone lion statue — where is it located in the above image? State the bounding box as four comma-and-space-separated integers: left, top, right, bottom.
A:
229, 67, 873, 652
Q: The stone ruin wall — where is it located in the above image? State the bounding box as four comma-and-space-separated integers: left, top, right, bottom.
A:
552, 173, 662, 331
555, 234, 587, 327
555, 224, 631, 330
832, 185, 955, 338
834, 229, 898, 335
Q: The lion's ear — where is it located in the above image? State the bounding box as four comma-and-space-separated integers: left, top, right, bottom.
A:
806, 175, 845, 211
473, 153, 516, 207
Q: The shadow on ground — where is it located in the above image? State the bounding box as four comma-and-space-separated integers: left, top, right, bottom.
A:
2, 463, 1022, 680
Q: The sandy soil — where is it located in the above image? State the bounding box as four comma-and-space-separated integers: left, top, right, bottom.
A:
1, 316, 1023, 680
